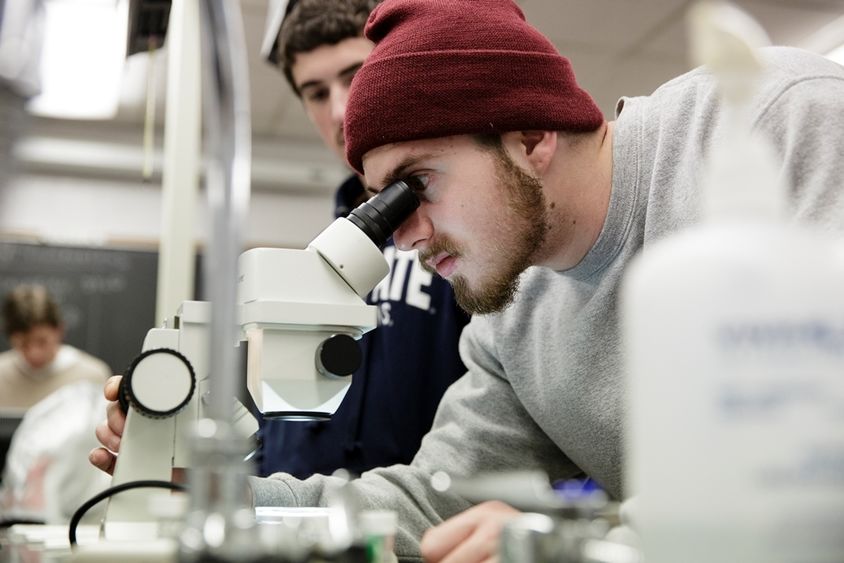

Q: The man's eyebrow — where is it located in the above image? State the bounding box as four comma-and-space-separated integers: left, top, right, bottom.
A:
298, 62, 364, 93
338, 62, 364, 80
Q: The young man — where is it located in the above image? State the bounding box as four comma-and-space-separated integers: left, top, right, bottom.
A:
92, 0, 844, 560
0, 285, 110, 409
254, 0, 469, 478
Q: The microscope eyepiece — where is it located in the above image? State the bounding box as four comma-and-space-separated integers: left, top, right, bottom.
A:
346, 178, 421, 247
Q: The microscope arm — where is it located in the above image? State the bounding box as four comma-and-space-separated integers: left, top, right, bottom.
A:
103, 328, 196, 540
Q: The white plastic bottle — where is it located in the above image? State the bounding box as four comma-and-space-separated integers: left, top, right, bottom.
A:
622, 3, 844, 563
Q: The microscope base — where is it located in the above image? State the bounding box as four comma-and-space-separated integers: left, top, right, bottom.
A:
70, 538, 178, 563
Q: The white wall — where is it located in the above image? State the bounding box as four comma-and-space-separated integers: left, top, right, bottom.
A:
1, 122, 347, 250
0, 172, 335, 249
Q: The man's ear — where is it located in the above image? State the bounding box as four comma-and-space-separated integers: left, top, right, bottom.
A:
502, 130, 557, 175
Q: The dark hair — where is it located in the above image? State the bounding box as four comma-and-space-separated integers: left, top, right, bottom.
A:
269, 0, 379, 96
2, 284, 63, 337
472, 133, 504, 151
472, 130, 593, 154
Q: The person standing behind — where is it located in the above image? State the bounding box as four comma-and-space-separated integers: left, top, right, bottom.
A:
0, 284, 110, 410
253, 0, 470, 478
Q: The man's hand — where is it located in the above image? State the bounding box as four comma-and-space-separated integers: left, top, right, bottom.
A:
421, 501, 521, 563
88, 375, 124, 475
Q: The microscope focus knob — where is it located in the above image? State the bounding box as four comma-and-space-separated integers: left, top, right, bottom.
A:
316, 334, 361, 377
121, 348, 196, 419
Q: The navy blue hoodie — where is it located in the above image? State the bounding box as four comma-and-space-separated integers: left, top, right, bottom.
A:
255, 176, 469, 478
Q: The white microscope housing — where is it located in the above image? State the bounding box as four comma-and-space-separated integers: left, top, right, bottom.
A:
239, 177, 421, 419
101, 179, 419, 541
239, 216, 388, 419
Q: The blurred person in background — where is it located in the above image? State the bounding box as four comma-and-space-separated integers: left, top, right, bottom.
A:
0, 285, 112, 527
0, 284, 110, 409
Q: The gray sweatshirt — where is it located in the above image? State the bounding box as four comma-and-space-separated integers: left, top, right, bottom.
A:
251, 47, 844, 560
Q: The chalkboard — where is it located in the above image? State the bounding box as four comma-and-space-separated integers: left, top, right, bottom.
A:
0, 242, 159, 375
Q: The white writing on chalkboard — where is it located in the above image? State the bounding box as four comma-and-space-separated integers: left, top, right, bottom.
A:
0, 242, 161, 374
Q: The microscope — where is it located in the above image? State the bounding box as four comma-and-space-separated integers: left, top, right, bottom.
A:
100, 178, 419, 541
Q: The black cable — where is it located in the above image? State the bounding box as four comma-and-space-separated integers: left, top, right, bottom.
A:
0, 517, 45, 528
68, 479, 186, 547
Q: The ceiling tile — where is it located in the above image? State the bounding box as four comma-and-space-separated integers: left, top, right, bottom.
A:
639, 0, 844, 61
85, 0, 844, 170
521, 0, 691, 54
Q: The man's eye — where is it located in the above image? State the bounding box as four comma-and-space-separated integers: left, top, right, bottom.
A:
305, 89, 329, 103
406, 175, 429, 192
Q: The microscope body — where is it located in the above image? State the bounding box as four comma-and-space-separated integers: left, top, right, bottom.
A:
102, 216, 390, 540
240, 217, 388, 419
98, 176, 419, 545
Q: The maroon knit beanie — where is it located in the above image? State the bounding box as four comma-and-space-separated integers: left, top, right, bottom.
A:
344, 0, 604, 173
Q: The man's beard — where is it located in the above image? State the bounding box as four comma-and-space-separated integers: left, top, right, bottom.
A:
422, 147, 549, 315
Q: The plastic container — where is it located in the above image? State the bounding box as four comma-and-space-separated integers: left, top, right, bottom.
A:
622, 4, 844, 562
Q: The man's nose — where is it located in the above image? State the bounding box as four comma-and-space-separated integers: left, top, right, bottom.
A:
24, 347, 46, 366
330, 85, 349, 125
393, 210, 432, 251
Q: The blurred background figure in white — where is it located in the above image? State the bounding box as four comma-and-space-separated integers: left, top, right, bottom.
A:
0, 284, 110, 410
0, 285, 111, 525
1, 381, 110, 525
